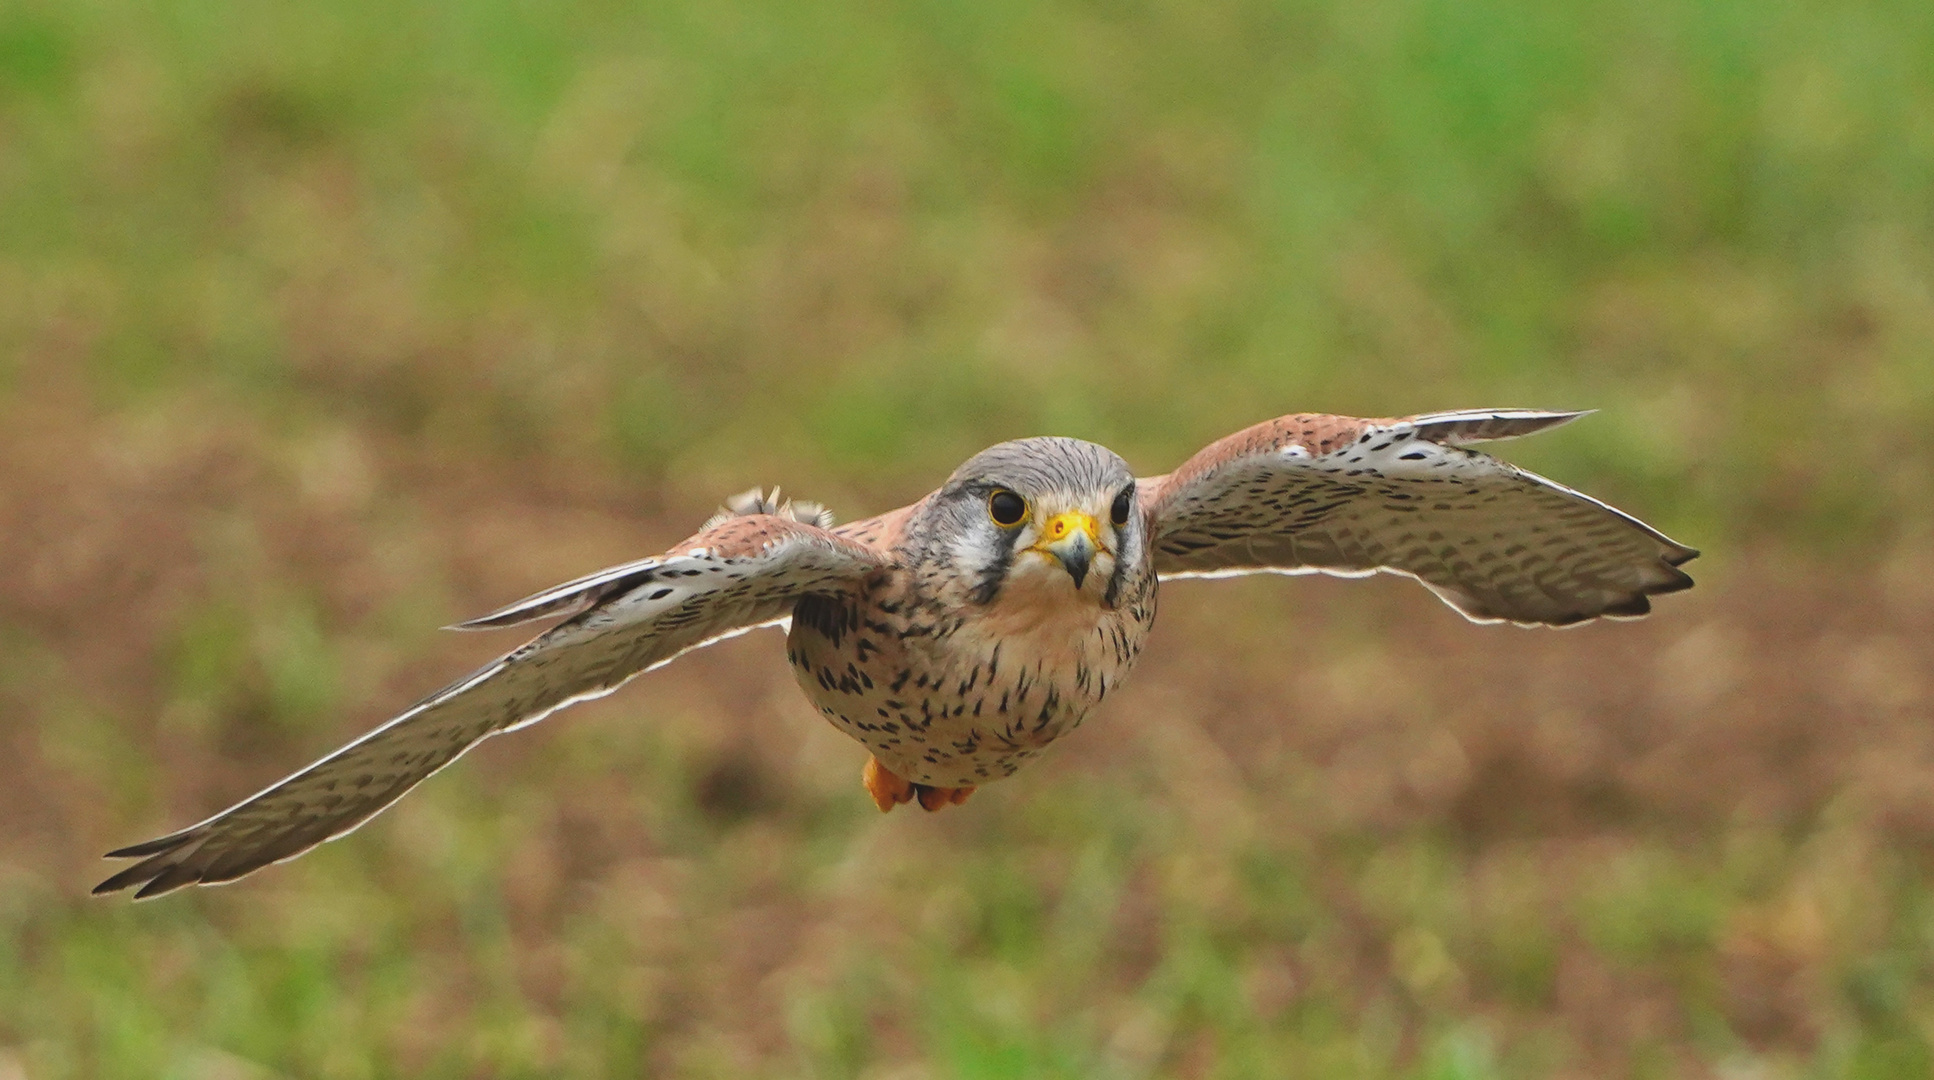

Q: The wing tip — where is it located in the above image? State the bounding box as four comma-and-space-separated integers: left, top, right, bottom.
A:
1439, 553, 1697, 629
132, 876, 189, 901
95, 833, 321, 899
443, 611, 527, 632
1600, 594, 1655, 620
445, 592, 604, 631
103, 834, 186, 860
449, 557, 674, 632
90, 876, 132, 897
1405, 408, 1595, 445
92, 864, 178, 899
95, 832, 198, 898
1654, 566, 1697, 594
1536, 565, 1699, 627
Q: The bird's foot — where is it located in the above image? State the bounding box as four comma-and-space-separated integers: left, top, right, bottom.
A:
915, 784, 975, 811
862, 755, 975, 813
863, 755, 914, 811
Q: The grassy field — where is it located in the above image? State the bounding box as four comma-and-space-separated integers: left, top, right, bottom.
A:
3, 0, 1934, 1075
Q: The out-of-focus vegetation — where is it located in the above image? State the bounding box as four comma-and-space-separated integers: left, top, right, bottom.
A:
2, 0, 1932, 1075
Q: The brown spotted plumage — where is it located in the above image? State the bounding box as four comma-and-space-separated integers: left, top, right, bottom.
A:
97, 409, 1695, 898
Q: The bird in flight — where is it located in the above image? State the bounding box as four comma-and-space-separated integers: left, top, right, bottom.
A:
97, 409, 1696, 898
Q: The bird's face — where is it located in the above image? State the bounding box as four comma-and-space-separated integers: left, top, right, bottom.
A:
995, 486, 1122, 596
920, 437, 1148, 608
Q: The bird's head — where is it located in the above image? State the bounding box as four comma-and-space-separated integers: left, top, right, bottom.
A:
914, 437, 1148, 608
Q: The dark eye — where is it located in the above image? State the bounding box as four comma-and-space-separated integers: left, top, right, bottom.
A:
987, 489, 1028, 527
1111, 486, 1133, 527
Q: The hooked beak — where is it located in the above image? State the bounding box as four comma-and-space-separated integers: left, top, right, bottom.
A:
1030, 510, 1108, 589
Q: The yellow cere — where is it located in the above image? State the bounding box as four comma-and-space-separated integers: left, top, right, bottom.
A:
1038, 511, 1107, 551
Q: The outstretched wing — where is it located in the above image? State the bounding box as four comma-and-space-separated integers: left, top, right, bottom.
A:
96, 515, 889, 899
1140, 409, 1697, 627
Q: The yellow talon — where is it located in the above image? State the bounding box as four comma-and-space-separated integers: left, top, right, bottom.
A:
916, 784, 975, 811
863, 756, 975, 813
863, 755, 915, 812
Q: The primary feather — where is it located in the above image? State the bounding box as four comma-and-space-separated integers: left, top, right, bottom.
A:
95, 516, 885, 898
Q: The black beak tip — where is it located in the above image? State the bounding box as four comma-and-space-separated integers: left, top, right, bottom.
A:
1063, 553, 1092, 590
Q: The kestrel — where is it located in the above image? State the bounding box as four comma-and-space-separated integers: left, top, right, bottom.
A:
97, 409, 1696, 898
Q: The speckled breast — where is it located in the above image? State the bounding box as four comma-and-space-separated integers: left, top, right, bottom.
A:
786, 570, 1156, 789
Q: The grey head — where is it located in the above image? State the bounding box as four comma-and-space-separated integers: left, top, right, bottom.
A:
905, 436, 1150, 606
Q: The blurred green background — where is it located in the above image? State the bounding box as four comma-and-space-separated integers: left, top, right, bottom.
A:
3, 0, 1933, 1075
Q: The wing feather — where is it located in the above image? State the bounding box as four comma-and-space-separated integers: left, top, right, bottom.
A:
1142, 410, 1697, 627
96, 516, 888, 899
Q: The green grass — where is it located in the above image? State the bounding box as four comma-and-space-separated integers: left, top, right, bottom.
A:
4, 0, 1934, 1075
6, 0, 1933, 536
